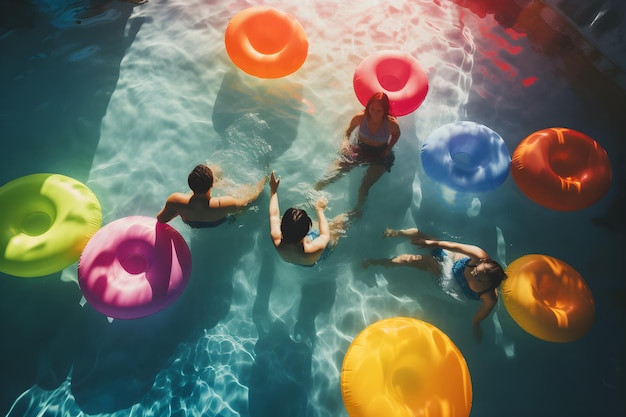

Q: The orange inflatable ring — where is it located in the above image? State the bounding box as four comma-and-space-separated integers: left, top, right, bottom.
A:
501, 254, 595, 343
511, 128, 612, 211
341, 317, 472, 417
224, 6, 308, 79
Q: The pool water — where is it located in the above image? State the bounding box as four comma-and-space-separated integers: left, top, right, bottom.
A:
1, 0, 625, 416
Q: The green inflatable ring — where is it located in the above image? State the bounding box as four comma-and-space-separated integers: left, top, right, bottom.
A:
0, 173, 102, 277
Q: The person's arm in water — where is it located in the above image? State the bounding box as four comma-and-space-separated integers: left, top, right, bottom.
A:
268, 171, 282, 248
156, 193, 186, 223
212, 176, 267, 213
414, 238, 489, 261
382, 116, 401, 157
386, 228, 488, 260
303, 197, 330, 254
472, 291, 498, 343
342, 113, 363, 151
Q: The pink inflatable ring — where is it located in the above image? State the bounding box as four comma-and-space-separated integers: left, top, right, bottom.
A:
78, 216, 192, 320
353, 50, 429, 117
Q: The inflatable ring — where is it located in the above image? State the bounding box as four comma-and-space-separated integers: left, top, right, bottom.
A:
353, 50, 428, 117
225, 6, 308, 78
502, 254, 595, 343
78, 216, 192, 320
341, 317, 472, 417
511, 128, 612, 211
421, 121, 511, 192
0, 173, 101, 278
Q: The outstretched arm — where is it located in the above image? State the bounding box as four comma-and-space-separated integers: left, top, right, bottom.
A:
156, 194, 181, 223
383, 117, 401, 157
343, 113, 362, 149
416, 238, 489, 260
472, 291, 498, 343
304, 197, 330, 253
215, 176, 267, 213
268, 171, 282, 247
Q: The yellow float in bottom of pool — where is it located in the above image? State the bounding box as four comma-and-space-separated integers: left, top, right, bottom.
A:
341, 317, 472, 417
501, 254, 595, 342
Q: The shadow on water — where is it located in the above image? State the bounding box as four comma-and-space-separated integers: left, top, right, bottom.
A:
0, 273, 83, 416
212, 70, 305, 159
0, 1, 144, 414
0, 0, 143, 184
250, 249, 337, 417
67, 219, 259, 414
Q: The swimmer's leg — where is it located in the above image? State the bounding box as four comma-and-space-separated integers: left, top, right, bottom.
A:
314, 159, 353, 190
353, 163, 386, 216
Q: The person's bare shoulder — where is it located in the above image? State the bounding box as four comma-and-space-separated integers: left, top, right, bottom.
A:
167, 192, 191, 204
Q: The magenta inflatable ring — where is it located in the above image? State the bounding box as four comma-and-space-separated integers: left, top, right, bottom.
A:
353, 50, 429, 117
78, 216, 192, 320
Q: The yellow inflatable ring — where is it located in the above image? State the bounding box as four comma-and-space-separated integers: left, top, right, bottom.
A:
225, 6, 308, 78
502, 254, 595, 342
341, 317, 472, 417
0, 173, 102, 277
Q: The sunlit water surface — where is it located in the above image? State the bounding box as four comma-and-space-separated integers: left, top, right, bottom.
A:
1, 0, 624, 416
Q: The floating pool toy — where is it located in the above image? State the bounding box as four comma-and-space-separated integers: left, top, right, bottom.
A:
0, 173, 102, 278
78, 216, 192, 320
502, 254, 595, 343
511, 128, 612, 211
353, 50, 428, 117
225, 6, 308, 78
421, 121, 511, 192
341, 317, 472, 417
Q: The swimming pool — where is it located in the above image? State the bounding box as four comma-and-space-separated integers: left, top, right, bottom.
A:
1, 0, 625, 416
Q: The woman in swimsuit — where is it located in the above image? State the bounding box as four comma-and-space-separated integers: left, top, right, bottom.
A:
362, 228, 507, 343
269, 171, 348, 266
314, 92, 401, 216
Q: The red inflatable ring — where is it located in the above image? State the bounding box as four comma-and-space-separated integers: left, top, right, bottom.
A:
353, 50, 429, 117
511, 128, 612, 211
225, 6, 308, 79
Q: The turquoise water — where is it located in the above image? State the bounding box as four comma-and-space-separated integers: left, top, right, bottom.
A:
1, 0, 625, 416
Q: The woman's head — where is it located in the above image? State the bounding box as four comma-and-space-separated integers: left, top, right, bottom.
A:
280, 208, 312, 244
365, 92, 390, 120
188, 164, 214, 194
475, 258, 508, 285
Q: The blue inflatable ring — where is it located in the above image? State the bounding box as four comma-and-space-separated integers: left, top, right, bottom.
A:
421, 121, 511, 192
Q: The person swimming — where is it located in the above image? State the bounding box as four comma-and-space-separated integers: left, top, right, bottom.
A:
157, 164, 265, 228
362, 228, 507, 343
269, 171, 347, 266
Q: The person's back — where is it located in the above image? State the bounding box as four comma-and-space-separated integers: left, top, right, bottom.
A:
157, 164, 265, 228
274, 208, 328, 266
269, 171, 332, 266
275, 238, 325, 266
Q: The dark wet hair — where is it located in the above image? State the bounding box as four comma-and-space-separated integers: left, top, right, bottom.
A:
188, 164, 214, 194
365, 92, 390, 120
280, 208, 312, 244
480, 258, 508, 284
